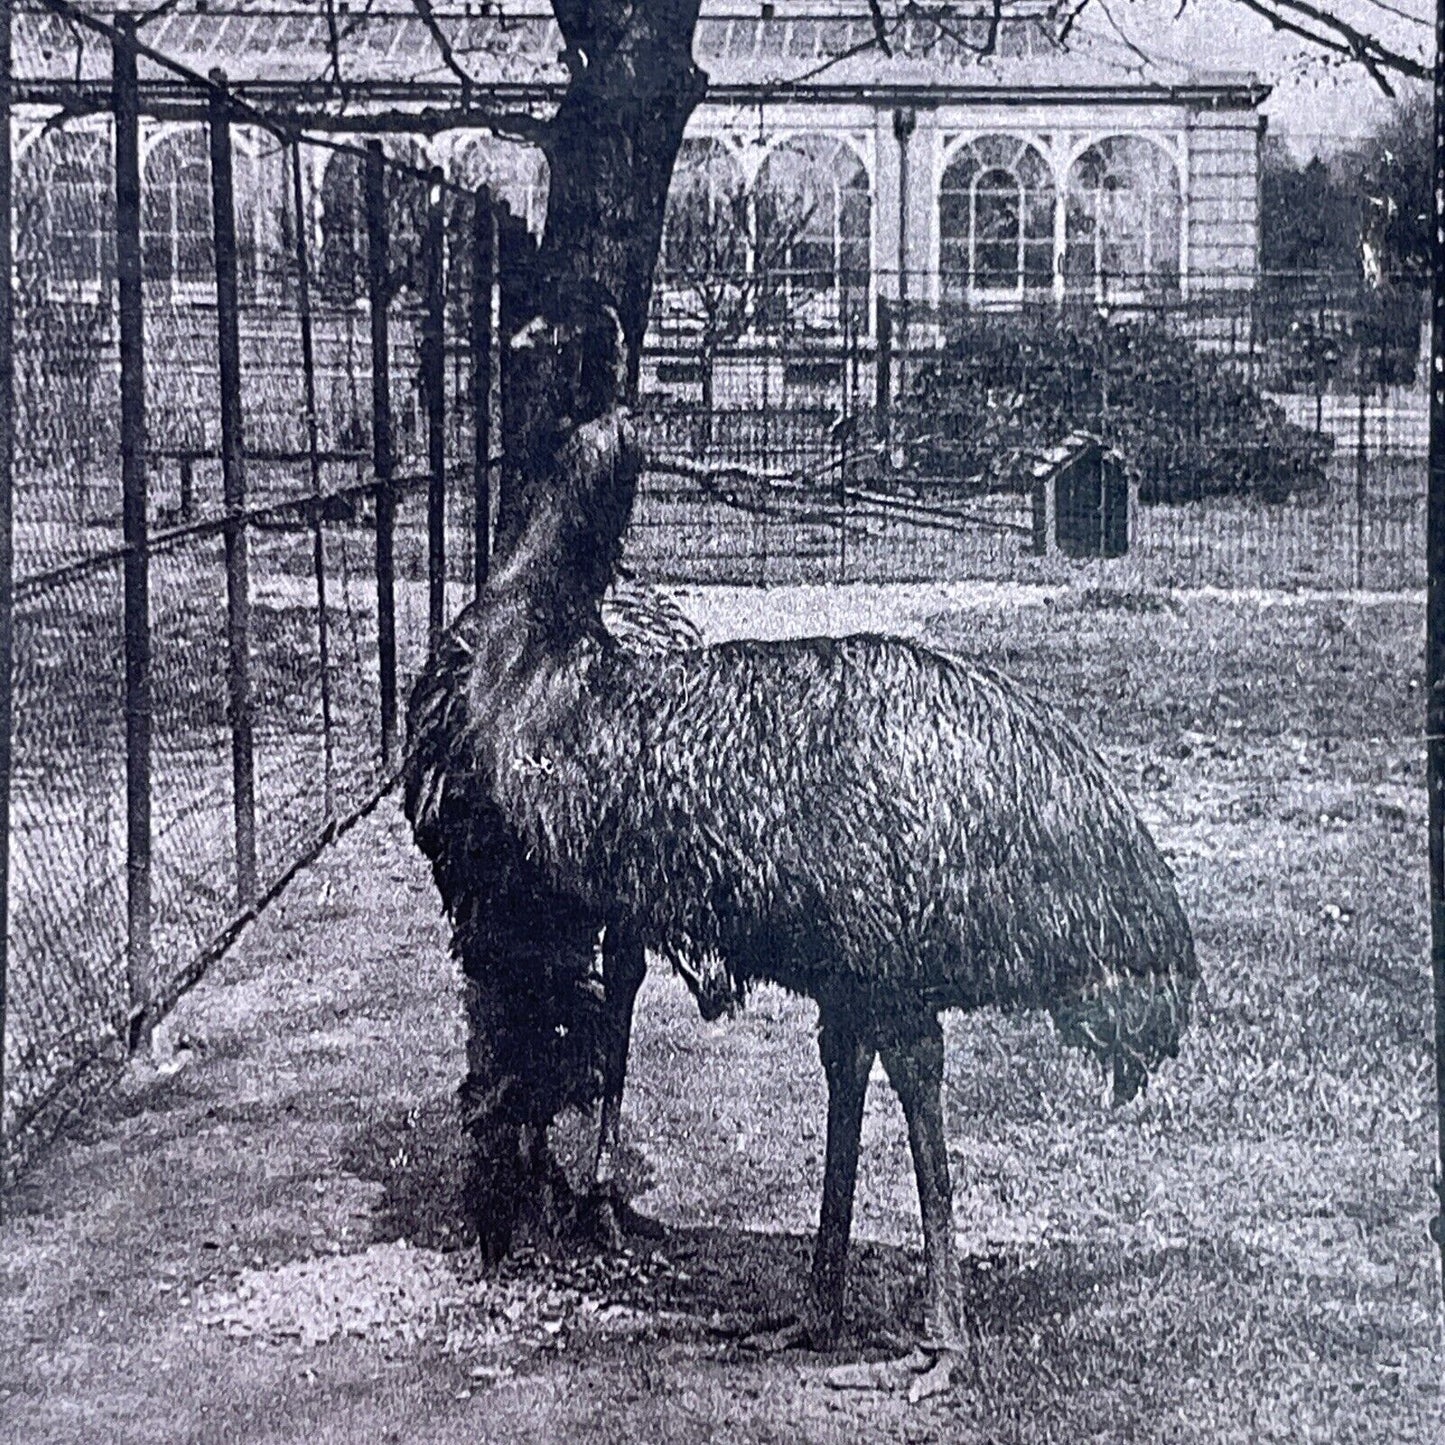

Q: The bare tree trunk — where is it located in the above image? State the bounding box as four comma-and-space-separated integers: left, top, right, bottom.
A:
453, 1, 707, 1250
491, 8, 705, 556
540, 7, 707, 374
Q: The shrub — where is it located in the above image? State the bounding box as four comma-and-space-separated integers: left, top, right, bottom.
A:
898, 308, 1333, 505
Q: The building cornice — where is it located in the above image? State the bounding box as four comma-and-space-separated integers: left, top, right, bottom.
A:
13, 76, 1272, 124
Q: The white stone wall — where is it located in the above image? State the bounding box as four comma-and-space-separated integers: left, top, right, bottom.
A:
1183, 109, 1262, 290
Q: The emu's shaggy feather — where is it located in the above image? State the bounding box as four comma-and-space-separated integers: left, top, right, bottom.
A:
411, 618, 1194, 1103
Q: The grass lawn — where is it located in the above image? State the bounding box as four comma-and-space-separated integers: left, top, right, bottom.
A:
0, 580, 1440, 1443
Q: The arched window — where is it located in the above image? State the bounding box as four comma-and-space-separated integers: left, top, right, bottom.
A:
754, 136, 871, 334
939, 136, 1055, 303
15, 128, 114, 297
450, 136, 549, 236
660, 136, 747, 280
143, 128, 213, 292
231, 128, 281, 299
318, 150, 365, 304
317, 140, 431, 305
655, 137, 750, 338
1065, 137, 1182, 301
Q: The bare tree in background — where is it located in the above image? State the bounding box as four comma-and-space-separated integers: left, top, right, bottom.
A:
658, 173, 815, 438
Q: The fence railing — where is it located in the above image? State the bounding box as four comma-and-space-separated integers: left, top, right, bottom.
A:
0, 14, 539, 1179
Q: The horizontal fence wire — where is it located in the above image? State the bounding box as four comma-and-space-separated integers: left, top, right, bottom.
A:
1, 21, 511, 1175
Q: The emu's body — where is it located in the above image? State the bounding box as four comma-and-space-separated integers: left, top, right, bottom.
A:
406, 407, 1196, 1344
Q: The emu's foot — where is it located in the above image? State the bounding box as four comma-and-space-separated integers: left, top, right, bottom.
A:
738, 1317, 813, 1354
577, 1187, 667, 1252
823, 1340, 964, 1403
577, 1191, 627, 1253
905, 1345, 960, 1404
610, 1198, 667, 1240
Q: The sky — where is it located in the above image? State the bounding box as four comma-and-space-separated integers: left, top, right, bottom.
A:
1097, 0, 1430, 154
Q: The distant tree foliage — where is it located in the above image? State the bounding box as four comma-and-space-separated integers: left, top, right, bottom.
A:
1353, 93, 1431, 287
1259, 141, 1358, 280
1260, 90, 1430, 287
1258, 97, 1429, 387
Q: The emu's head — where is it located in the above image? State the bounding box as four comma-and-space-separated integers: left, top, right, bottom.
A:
492, 276, 639, 619
510, 276, 628, 430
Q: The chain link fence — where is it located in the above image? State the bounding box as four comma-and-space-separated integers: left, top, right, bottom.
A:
0, 13, 524, 1178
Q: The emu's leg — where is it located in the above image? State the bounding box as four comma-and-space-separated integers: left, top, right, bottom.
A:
809, 1009, 876, 1344
592, 921, 646, 1194
457, 899, 599, 1259
745, 1009, 873, 1354
879, 1016, 963, 1349
458, 971, 522, 1266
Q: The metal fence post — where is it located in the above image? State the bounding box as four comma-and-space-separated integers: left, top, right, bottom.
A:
178, 455, 194, 522
836, 314, 850, 586
290, 140, 335, 821
208, 73, 256, 906
1355, 325, 1369, 591
1426, 0, 1445, 1306
423, 166, 446, 653
875, 297, 892, 447
470, 188, 494, 597
364, 142, 398, 767
113, 16, 151, 1049
0, 0, 14, 1175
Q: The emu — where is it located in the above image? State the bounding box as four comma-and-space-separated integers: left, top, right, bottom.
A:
404, 292, 1197, 1373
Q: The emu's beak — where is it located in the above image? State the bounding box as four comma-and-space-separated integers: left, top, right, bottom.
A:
509, 315, 551, 351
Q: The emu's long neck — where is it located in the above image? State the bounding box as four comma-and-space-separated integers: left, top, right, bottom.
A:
490, 410, 639, 644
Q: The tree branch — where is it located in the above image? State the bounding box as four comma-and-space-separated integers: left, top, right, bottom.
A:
314, 0, 555, 118
982, 0, 1004, 57
134, 0, 186, 29
1229, 0, 1426, 92
866, 0, 895, 58
39, 97, 108, 134
1094, 0, 1155, 73
1128, 0, 1427, 91
321, 0, 352, 107
1052, 0, 1425, 93
756, 20, 904, 95
1054, 0, 1093, 47
904, 0, 1014, 62
410, 0, 480, 93
1358, 0, 1430, 27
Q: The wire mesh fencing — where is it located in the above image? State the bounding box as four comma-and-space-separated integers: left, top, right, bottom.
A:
627, 271, 1431, 591
0, 18, 515, 1178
